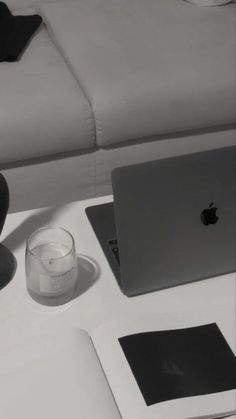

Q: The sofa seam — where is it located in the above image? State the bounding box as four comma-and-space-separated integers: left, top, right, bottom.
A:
42, 22, 97, 147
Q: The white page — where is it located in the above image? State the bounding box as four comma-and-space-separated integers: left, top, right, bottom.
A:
0, 329, 121, 419
92, 308, 236, 419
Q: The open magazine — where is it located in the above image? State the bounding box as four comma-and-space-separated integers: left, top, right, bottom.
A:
1, 315, 236, 419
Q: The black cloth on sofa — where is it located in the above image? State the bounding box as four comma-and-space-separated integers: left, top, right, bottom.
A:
0, 2, 42, 62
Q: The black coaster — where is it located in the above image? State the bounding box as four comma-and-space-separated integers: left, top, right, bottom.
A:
0, 244, 16, 290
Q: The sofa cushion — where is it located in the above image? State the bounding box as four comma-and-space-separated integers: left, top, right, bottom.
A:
5, 0, 73, 13
41, 0, 236, 147
0, 24, 95, 164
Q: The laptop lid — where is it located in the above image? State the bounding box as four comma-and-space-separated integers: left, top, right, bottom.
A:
111, 146, 236, 296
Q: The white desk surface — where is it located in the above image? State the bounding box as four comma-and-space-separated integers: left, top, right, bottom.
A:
0, 195, 235, 418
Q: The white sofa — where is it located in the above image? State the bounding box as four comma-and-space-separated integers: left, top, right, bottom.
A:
1, 0, 235, 212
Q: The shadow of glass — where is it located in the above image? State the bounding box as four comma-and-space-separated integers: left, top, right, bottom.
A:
72, 254, 100, 299
27, 255, 100, 307
2, 204, 67, 253
0, 244, 17, 290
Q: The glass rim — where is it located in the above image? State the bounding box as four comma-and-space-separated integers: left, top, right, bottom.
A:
26, 226, 75, 260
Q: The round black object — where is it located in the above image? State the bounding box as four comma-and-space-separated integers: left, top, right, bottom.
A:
0, 174, 13, 289
0, 173, 9, 236
0, 244, 16, 289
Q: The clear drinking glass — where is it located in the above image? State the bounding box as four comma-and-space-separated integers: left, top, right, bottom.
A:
25, 227, 78, 305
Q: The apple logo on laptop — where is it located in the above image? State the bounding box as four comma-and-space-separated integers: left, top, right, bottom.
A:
200, 202, 218, 226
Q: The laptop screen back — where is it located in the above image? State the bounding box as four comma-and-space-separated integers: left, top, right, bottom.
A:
111, 147, 236, 296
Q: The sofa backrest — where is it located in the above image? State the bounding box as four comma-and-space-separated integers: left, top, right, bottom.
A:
6, 0, 72, 12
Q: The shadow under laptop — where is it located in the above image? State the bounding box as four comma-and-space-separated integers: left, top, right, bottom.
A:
0, 244, 17, 290
28, 255, 100, 307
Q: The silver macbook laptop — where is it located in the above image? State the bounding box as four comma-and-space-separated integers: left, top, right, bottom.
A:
110, 146, 236, 296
